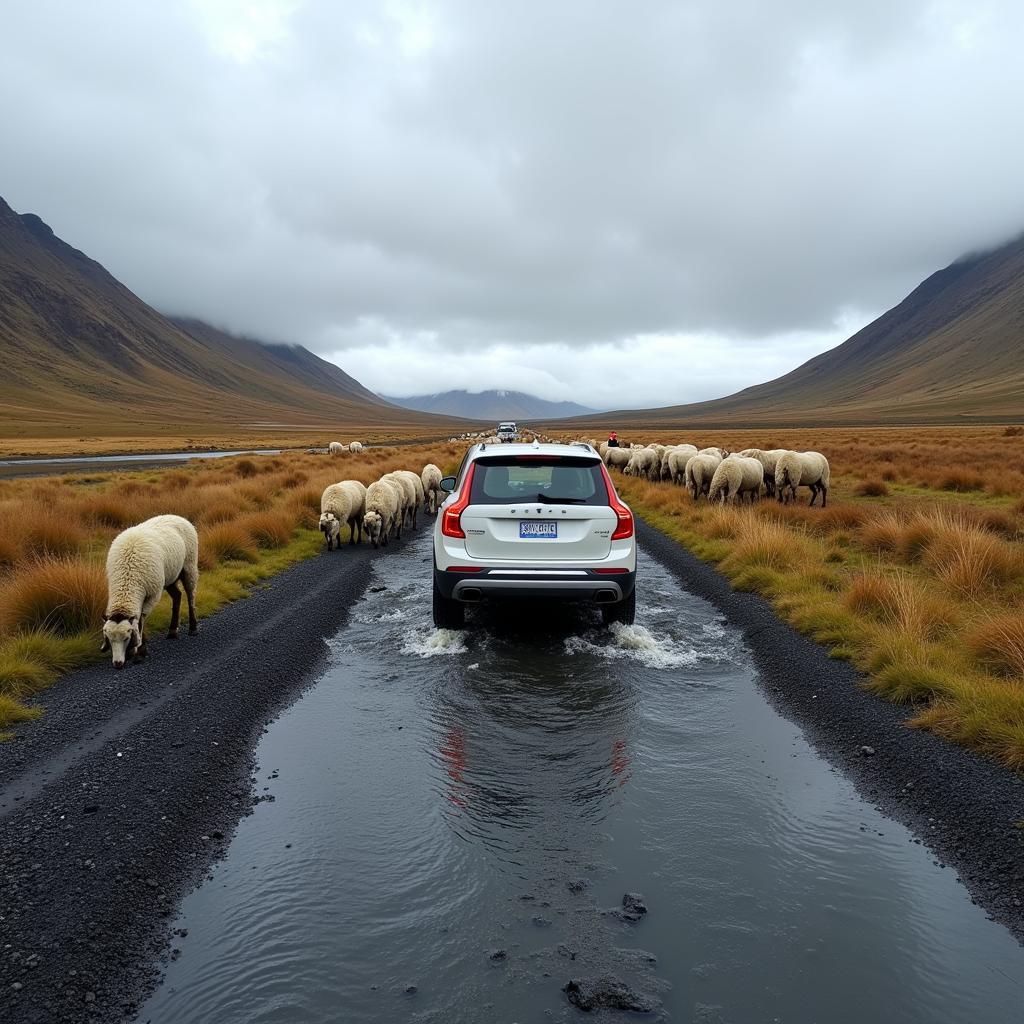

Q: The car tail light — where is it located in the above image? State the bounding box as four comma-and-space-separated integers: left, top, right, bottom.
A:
600, 464, 634, 540
594, 567, 629, 574
446, 566, 483, 573
441, 463, 476, 539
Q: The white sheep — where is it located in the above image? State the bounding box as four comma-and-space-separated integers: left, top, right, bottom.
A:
328, 441, 346, 455
394, 469, 426, 527
348, 441, 364, 454
382, 471, 418, 529
624, 448, 659, 479
421, 463, 443, 514
738, 448, 789, 498
666, 445, 699, 484
776, 451, 830, 506
319, 480, 367, 550
708, 455, 765, 505
605, 447, 632, 470
684, 452, 723, 499
698, 446, 729, 460
363, 478, 402, 547
101, 514, 199, 669
598, 441, 610, 459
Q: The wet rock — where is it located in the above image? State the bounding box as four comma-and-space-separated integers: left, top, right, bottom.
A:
860, 745, 875, 756
84, 991, 96, 1003
567, 879, 587, 894
531, 916, 553, 927
488, 949, 508, 962
404, 984, 418, 995
556, 944, 577, 960
563, 976, 654, 1013
83, 805, 100, 814
607, 892, 648, 922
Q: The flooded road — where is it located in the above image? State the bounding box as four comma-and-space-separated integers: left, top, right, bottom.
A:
139, 530, 1024, 1023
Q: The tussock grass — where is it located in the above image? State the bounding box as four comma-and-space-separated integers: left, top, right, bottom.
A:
0, 442, 460, 729
609, 431, 1024, 768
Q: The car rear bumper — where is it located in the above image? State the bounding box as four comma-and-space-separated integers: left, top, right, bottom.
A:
435, 566, 636, 604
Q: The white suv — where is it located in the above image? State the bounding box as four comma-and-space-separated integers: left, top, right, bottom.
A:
432, 441, 637, 628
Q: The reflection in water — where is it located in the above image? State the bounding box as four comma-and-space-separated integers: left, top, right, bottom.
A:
139, 530, 1024, 1024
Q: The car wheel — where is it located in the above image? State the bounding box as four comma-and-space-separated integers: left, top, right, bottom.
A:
601, 587, 636, 626
432, 578, 465, 629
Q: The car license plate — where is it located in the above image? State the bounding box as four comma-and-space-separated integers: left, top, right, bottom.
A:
520, 521, 557, 538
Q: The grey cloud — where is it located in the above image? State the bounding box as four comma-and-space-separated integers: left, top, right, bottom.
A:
2, 0, 1023, 407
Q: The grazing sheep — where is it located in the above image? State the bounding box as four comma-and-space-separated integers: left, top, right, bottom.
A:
698, 446, 729, 460
598, 441, 610, 459
328, 441, 346, 455
421, 463, 443, 514
684, 452, 724, 499
319, 480, 367, 550
363, 478, 402, 547
394, 470, 426, 527
101, 514, 199, 669
666, 445, 699, 484
738, 448, 789, 498
605, 447, 632, 470
776, 451, 831, 506
624, 447, 659, 480
382, 471, 418, 529
708, 456, 765, 505
349, 441, 364, 454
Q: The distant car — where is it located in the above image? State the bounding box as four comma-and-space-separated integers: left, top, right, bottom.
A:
432, 441, 636, 628
496, 422, 519, 442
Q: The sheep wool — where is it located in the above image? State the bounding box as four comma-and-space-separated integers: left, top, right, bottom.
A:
363, 478, 403, 548
348, 441, 364, 454
328, 441, 346, 455
667, 446, 699, 485
708, 456, 765, 505
102, 514, 199, 669
683, 452, 722, 498
421, 464, 443, 514
605, 447, 631, 470
319, 480, 367, 549
776, 451, 830, 506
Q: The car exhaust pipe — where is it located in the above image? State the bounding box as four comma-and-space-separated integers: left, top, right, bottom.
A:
460, 587, 483, 603
594, 589, 617, 604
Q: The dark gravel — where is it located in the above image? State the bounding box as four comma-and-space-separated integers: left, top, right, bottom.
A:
0, 536, 386, 1023
1, 519, 1022, 1023
636, 518, 1024, 944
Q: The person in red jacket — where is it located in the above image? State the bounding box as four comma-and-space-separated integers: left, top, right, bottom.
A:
607, 431, 620, 448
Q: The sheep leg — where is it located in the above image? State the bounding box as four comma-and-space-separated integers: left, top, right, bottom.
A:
136, 615, 148, 659
181, 570, 199, 634
165, 581, 182, 639
820, 484, 828, 508
809, 483, 819, 507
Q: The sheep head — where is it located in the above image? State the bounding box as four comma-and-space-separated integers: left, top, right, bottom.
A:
319, 511, 341, 544
363, 510, 383, 547
102, 614, 141, 670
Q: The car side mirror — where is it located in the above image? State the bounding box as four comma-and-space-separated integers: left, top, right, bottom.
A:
439, 476, 457, 492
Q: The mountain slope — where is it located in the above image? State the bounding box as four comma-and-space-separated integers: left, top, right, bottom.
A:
0, 196, 452, 441
385, 389, 596, 421
569, 234, 1024, 427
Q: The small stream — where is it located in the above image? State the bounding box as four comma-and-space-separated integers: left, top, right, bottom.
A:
0, 449, 286, 479
139, 529, 1024, 1023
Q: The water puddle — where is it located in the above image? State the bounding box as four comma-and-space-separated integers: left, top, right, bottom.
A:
138, 530, 1024, 1023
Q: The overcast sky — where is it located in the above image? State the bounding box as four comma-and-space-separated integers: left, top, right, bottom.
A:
3, 1, 1024, 410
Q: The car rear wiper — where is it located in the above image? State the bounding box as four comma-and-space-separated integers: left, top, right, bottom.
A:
536, 494, 588, 504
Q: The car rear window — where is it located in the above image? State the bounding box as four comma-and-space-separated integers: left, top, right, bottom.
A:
470, 457, 608, 505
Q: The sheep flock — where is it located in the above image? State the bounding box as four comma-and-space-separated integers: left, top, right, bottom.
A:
101, 456, 444, 669
590, 440, 831, 506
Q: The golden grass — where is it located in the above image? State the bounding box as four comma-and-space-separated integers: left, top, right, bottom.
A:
0, 442, 462, 728
606, 426, 1024, 768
